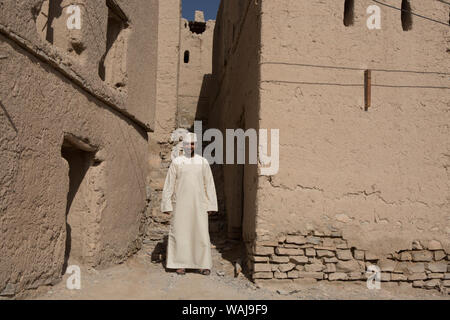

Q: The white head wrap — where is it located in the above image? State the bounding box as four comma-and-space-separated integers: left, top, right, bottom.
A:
183, 132, 198, 144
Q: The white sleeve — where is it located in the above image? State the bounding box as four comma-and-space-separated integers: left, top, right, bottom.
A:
203, 159, 218, 212
161, 161, 177, 212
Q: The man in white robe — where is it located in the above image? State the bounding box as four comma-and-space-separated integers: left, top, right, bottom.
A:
161, 132, 218, 275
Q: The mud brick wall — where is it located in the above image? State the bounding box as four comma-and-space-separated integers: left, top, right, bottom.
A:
146, 1, 223, 245
247, 232, 450, 292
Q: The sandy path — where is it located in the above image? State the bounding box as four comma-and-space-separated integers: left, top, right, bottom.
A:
31, 241, 449, 300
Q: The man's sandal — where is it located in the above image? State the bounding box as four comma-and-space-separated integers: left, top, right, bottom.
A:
200, 269, 211, 276
176, 268, 186, 275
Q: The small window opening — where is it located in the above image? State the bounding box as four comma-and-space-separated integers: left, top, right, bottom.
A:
344, 0, 355, 26
188, 21, 206, 34
184, 50, 190, 63
401, 0, 413, 31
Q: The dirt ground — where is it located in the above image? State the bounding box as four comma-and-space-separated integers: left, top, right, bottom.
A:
27, 238, 449, 300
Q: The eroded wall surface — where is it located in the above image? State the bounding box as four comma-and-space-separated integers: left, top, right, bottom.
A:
257, 0, 449, 253
211, 0, 449, 289
0, 0, 157, 297
178, 17, 215, 128
249, 0, 450, 286
118, 0, 159, 130
147, 0, 181, 242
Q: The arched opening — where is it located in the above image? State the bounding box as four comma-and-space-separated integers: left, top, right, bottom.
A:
401, 0, 413, 31
184, 50, 190, 63
344, 0, 355, 27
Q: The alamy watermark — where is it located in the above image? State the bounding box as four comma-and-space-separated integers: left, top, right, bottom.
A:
65, 265, 81, 290
367, 5, 382, 30
366, 265, 381, 290
171, 121, 279, 175
66, 5, 82, 30
63, 4, 382, 32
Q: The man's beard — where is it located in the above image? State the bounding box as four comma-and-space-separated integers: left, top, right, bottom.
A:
183, 146, 194, 156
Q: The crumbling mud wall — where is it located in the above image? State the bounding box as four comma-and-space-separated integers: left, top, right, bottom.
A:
256, 0, 449, 257
146, 5, 221, 247
178, 13, 215, 128
208, 0, 261, 241
0, 0, 158, 297
147, 0, 181, 243
212, 0, 449, 291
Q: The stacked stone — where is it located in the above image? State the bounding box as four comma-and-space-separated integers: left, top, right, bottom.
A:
383, 240, 449, 290
248, 232, 449, 292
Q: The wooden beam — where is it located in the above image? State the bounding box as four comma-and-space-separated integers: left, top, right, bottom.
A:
364, 69, 371, 111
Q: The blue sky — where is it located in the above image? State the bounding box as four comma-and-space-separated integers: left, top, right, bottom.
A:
182, 0, 221, 21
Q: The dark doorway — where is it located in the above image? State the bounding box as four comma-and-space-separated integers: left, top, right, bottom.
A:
61, 138, 95, 274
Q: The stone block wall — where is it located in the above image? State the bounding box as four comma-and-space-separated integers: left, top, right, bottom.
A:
247, 231, 450, 292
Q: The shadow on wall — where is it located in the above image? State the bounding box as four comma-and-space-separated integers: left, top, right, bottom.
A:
183, 70, 260, 281
45, 0, 64, 44
194, 74, 214, 124
203, 0, 262, 280
35, 0, 129, 86
35, 0, 72, 51
184, 74, 228, 240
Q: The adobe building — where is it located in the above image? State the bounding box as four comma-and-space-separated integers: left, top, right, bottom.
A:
178, 11, 215, 128
147, 3, 221, 244
1, 0, 449, 298
208, 0, 450, 288
0, 0, 158, 297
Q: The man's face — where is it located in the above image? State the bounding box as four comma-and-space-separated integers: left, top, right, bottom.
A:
183, 142, 196, 154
